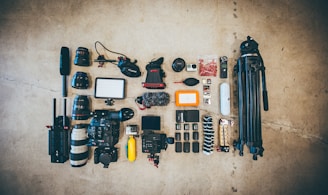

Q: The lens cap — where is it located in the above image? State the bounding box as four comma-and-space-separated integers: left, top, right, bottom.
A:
172, 58, 186, 72
167, 137, 175, 144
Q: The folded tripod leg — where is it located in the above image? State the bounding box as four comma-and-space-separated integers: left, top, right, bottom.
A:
233, 58, 245, 156
248, 58, 264, 160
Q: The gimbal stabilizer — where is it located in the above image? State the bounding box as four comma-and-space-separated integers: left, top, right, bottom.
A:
233, 36, 269, 160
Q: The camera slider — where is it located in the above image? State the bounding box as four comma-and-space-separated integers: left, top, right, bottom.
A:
142, 57, 166, 89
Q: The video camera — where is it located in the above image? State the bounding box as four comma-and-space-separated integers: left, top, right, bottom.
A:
87, 108, 134, 168
141, 116, 168, 167
142, 133, 167, 154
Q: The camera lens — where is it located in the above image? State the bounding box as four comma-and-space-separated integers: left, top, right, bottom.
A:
172, 58, 186, 72
72, 95, 90, 120
74, 47, 90, 66
71, 71, 89, 89
70, 124, 89, 167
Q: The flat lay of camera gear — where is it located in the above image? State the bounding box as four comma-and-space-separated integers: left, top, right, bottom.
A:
46, 36, 270, 169
2, 1, 327, 194
46, 35, 271, 170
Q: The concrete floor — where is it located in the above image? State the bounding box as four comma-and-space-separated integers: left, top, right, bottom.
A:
1, 0, 328, 194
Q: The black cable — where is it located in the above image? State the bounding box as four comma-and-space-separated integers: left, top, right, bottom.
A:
94, 41, 127, 57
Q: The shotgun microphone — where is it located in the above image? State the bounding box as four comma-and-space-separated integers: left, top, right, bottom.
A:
60, 47, 70, 97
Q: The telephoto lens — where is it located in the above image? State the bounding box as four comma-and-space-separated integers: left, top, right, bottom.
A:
72, 95, 90, 120
70, 124, 89, 167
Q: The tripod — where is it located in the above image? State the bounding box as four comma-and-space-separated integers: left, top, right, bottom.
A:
234, 36, 269, 160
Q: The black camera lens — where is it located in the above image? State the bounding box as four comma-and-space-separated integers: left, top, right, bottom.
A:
71, 71, 89, 89
172, 58, 186, 72
74, 47, 90, 66
72, 95, 90, 120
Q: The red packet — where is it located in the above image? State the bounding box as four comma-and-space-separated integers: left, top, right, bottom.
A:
198, 55, 218, 76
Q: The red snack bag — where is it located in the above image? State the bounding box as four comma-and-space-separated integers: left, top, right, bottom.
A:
198, 55, 218, 76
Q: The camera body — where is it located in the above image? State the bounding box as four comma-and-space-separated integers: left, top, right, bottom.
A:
186, 64, 197, 72
142, 133, 167, 154
94, 146, 118, 168
88, 116, 120, 147
87, 109, 134, 168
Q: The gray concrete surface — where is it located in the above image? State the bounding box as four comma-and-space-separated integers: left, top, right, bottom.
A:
1, 0, 328, 194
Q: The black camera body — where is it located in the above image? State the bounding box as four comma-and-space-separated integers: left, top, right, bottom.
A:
87, 108, 134, 168
94, 146, 118, 168
88, 116, 120, 147
142, 133, 167, 154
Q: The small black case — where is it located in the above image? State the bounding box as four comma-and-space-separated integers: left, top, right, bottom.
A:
192, 142, 199, 153
175, 142, 182, 153
183, 142, 190, 153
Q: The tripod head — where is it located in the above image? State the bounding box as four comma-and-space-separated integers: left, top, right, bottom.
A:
240, 36, 259, 55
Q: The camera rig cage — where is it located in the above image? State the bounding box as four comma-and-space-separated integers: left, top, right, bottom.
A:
141, 116, 168, 167
87, 108, 134, 168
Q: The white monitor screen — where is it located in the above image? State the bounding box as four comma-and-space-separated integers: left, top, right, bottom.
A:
94, 78, 125, 99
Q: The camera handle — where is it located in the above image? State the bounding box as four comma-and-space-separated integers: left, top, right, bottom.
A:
148, 153, 160, 168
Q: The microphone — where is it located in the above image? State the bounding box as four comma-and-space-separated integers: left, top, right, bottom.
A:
60, 47, 70, 97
